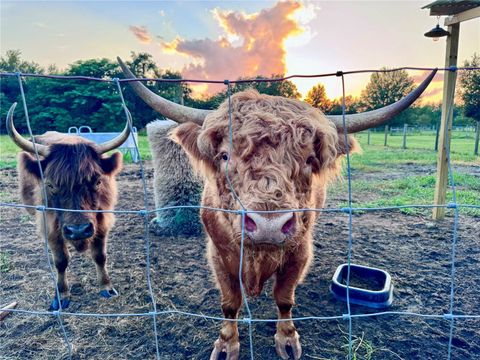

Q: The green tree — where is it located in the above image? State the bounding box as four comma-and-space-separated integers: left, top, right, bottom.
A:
0, 50, 45, 134
305, 84, 332, 113
360, 68, 415, 127
458, 53, 479, 122
231, 75, 301, 99
328, 95, 362, 115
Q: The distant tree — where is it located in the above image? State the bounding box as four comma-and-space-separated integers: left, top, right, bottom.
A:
458, 53, 480, 123
231, 75, 301, 99
327, 95, 362, 115
0, 50, 45, 134
0, 49, 43, 74
305, 84, 332, 113
360, 68, 415, 127
361, 68, 414, 109
127, 52, 157, 78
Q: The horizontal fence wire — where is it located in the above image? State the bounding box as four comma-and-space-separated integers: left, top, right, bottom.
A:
1, 66, 479, 84
0, 66, 479, 360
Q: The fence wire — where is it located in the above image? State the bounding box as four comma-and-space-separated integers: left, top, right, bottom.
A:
1, 66, 479, 360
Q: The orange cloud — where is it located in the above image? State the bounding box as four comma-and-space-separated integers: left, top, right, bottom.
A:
129, 25, 152, 44
161, 1, 308, 94
412, 70, 444, 104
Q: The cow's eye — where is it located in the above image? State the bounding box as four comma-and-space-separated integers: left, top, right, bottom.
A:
306, 155, 315, 165
221, 152, 229, 161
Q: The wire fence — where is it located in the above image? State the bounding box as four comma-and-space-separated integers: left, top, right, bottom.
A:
1, 66, 480, 360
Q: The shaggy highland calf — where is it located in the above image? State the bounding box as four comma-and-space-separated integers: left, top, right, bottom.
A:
147, 120, 202, 237
119, 58, 435, 359
6, 103, 130, 310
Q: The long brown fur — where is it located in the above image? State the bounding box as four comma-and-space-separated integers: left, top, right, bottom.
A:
171, 90, 359, 358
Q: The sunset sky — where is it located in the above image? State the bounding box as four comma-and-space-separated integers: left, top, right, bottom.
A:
1, 1, 479, 103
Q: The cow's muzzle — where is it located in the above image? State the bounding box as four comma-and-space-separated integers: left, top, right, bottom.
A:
63, 223, 94, 241
244, 212, 296, 245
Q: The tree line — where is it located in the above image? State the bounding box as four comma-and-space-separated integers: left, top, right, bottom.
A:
0, 50, 478, 134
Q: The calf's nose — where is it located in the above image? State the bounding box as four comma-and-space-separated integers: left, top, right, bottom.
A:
63, 223, 94, 240
244, 212, 295, 245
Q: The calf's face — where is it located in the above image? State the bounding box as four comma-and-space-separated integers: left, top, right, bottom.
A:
20, 143, 122, 250
172, 94, 357, 247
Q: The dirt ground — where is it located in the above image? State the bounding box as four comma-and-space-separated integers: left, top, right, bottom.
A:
1, 161, 479, 360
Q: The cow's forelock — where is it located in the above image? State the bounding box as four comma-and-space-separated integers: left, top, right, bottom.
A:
41, 143, 107, 244
202, 90, 340, 210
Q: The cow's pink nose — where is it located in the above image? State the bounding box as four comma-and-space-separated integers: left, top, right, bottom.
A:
244, 212, 295, 245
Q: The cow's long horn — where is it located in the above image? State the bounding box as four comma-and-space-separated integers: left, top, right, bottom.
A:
117, 57, 211, 125
327, 69, 437, 133
96, 112, 132, 154
6, 103, 48, 156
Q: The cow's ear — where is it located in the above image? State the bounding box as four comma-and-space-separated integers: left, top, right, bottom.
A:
336, 133, 360, 156
312, 128, 339, 173
170, 122, 204, 161
100, 152, 123, 175
18, 152, 45, 179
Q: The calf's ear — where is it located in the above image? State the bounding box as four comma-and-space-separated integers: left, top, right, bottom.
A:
100, 152, 123, 175
18, 152, 45, 179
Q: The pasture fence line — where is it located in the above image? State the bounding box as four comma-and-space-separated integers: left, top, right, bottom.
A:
1, 66, 480, 360
368, 123, 479, 153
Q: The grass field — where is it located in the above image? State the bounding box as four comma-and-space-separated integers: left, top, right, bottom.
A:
1, 130, 479, 216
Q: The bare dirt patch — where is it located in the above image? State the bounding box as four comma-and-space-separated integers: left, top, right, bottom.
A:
1, 162, 479, 359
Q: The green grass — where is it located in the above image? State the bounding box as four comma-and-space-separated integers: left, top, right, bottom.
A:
0, 135, 20, 169
355, 130, 479, 166
330, 173, 480, 216
1, 131, 479, 216
0, 251, 13, 273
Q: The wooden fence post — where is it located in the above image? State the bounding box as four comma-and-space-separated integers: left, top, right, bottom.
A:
475, 121, 479, 156
433, 23, 460, 220
435, 120, 440, 151
367, 129, 371, 145
402, 123, 408, 149
384, 125, 388, 147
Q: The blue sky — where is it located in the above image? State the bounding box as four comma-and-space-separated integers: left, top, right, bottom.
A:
1, 1, 479, 101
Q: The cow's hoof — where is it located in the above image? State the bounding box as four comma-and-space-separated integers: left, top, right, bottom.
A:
275, 331, 302, 359
99, 288, 118, 298
49, 297, 70, 311
209, 338, 240, 360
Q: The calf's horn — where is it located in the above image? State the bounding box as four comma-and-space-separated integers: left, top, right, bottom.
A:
327, 69, 437, 133
96, 112, 132, 154
117, 57, 211, 125
6, 103, 48, 156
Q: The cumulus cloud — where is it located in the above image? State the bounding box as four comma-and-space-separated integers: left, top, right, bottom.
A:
129, 25, 152, 44
161, 1, 315, 94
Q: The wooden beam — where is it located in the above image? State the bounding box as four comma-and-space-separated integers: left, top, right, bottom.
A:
444, 6, 480, 25
433, 24, 460, 220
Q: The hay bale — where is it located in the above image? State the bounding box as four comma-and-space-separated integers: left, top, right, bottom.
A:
146, 120, 203, 237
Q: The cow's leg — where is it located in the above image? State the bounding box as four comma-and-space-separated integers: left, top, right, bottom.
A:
210, 272, 242, 360
273, 264, 305, 360
49, 239, 71, 311
91, 235, 118, 298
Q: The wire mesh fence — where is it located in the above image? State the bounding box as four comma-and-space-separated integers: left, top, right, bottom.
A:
1, 66, 479, 360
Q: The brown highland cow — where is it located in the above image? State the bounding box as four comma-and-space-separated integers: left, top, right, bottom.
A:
6, 103, 130, 311
119, 58, 435, 359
